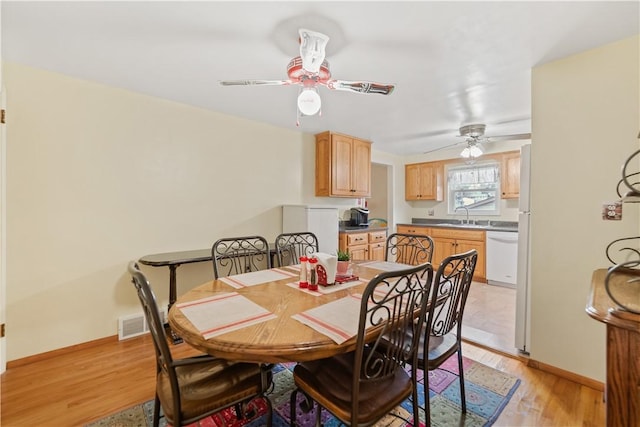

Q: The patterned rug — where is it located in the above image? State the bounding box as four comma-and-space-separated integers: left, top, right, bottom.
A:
86, 356, 520, 427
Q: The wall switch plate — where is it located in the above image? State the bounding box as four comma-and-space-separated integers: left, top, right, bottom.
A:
602, 201, 622, 220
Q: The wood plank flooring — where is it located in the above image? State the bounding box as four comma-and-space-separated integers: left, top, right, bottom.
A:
0, 334, 604, 426
463, 281, 518, 355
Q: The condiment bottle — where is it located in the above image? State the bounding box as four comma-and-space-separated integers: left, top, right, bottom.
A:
299, 256, 308, 288
308, 257, 318, 291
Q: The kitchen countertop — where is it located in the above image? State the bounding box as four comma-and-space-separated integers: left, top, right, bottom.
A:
398, 218, 518, 233
339, 226, 389, 233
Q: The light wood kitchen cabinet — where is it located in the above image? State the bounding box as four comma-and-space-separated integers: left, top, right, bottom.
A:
431, 227, 486, 282
394, 225, 433, 264
405, 161, 444, 201
315, 131, 371, 197
339, 229, 387, 261
501, 151, 520, 199
396, 225, 432, 236
368, 230, 387, 261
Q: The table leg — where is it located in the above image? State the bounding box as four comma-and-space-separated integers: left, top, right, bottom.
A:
166, 264, 183, 345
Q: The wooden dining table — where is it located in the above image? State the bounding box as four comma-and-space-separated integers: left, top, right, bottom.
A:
168, 261, 408, 364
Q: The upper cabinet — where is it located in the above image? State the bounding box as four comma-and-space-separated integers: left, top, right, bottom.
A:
405, 161, 444, 201
404, 150, 521, 201
500, 151, 521, 199
315, 131, 371, 197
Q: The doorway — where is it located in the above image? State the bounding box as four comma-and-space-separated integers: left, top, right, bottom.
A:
370, 160, 519, 356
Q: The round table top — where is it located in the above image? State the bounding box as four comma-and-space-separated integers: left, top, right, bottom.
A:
168, 262, 388, 363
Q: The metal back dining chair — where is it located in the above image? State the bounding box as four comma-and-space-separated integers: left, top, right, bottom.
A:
274, 232, 319, 267
211, 235, 271, 279
385, 232, 434, 265
417, 249, 477, 424
127, 262, 273, 427
289, 262, 434, 427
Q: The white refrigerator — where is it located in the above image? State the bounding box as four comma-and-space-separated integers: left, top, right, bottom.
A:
282, 205, 339, 255
515, 144, 532, 353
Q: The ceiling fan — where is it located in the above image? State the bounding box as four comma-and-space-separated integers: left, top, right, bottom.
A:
219, 28, 395, 124
424, 123, 531, 161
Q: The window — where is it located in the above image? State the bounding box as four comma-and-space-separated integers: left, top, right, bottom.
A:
447, 161, 500, 215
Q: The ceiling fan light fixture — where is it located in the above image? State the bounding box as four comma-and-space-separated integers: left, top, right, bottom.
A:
460, 143, 483, 159
297, 87, 322, 116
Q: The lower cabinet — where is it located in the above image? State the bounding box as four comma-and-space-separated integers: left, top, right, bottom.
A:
431, 228, 486, 282
396, 224, 486, 282
339, 230, 387, 261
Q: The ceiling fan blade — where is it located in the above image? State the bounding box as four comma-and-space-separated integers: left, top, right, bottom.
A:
486, 133, 532, 142
325, 80, 395, 95
219, 79, 293, 87
299, 28, 329, 73
423, 141, 465, 154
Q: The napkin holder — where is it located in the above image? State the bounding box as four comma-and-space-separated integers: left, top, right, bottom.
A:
313, 252, 337, 286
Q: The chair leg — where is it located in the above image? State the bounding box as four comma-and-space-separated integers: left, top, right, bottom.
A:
264, 396, 273, 427
152, 394, 161, 427
235, 403, 246, 420
411, 386, 421, 427
315, 401, 321, 427
424, 369, 431, 426
457, 351, 466, 413
290, 388, 298, 427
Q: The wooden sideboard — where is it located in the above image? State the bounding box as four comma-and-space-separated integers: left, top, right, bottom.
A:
586, 269, 640, 427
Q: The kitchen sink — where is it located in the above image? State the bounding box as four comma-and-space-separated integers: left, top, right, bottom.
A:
435, 223, 487, 229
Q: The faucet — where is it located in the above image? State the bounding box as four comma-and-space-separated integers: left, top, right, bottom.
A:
455, 206, 470, 224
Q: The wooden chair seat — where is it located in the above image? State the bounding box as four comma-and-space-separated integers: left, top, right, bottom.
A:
292, 352, 413, 425
157, 358, 270, 424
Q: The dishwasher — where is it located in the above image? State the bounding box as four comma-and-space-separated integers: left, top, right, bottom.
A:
486, 231, 519, 288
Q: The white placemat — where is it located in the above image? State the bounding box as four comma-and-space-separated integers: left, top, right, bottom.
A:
176, 292, 276, 339
292, 295, 363, 344
359, 261, 414, 271
219, 268, 297, 288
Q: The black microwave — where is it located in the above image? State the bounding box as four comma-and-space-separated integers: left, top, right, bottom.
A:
349, 208, 369, 227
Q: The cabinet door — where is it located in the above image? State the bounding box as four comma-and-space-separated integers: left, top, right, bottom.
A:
418, 163, 437, 199
331, 134, 354, 196
432, 237, 457, 269
351, 138, 371, 196
405, 162, 443, 201
349, 245, 368, 261
405, 164, 422, 200
369, 242, 385, 261
456, 239, 486, 281
501, 151, 520, 199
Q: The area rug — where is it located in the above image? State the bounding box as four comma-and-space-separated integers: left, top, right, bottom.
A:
86, 356, 520, 427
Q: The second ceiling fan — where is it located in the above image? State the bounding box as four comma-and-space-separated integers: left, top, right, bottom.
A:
219, 28, 395, 124
425, 123, 531, 160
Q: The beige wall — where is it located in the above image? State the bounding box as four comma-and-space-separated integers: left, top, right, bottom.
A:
530, 35, 639, 381
3, 62, 361, 360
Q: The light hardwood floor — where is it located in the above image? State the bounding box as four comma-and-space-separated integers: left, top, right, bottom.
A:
463, 281, 518, 355
1, 334, 604, 426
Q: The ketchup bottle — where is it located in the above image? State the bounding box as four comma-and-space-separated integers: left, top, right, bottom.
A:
299, 256, 308, 288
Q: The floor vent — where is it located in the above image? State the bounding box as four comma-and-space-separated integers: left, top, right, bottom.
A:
118, 314, 146, 340
118, 310, 167, 341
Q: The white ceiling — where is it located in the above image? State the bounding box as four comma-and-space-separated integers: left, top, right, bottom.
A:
3, 1, 638, 155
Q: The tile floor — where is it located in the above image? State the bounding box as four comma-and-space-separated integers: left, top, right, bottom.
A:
462, 281, 518, 355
